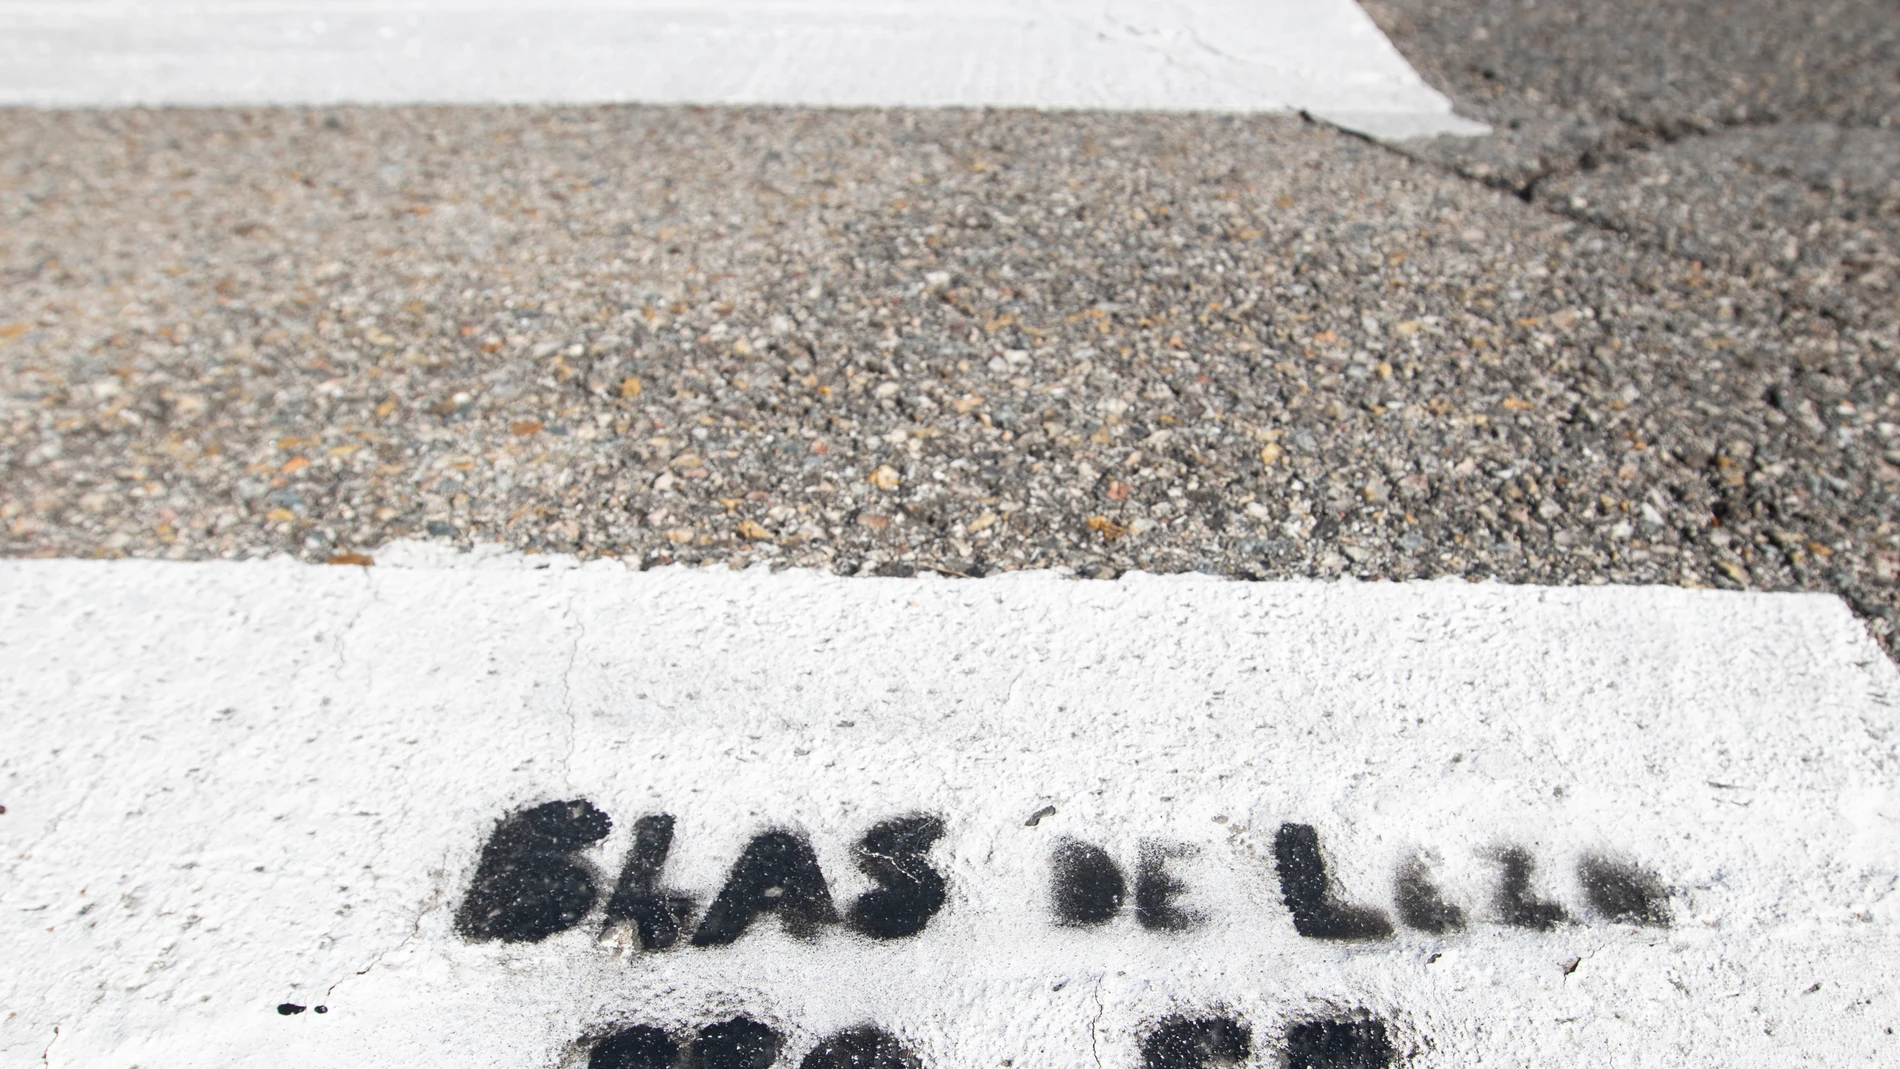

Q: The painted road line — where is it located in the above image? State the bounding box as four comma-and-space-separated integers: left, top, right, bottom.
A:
0, 1, 1486, 139
3, 558, 1896, 1067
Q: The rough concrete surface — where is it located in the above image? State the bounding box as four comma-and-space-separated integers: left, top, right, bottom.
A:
5, 559, 1898, 1066
3, 103, 1899, 648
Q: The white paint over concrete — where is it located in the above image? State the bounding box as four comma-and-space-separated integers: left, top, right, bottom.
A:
2, 556, 1896, 1067
0, 1, 1487, 138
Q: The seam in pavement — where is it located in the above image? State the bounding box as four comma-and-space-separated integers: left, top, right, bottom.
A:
1339, 107, 1891, 345
1318, 103, 1900, 657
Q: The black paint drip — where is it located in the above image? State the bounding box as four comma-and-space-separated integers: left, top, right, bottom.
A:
1283, 1017, 1394, 1069
1134, 841, 1197, 932
603, 814, 697, 949
592, 1026, 681, 1069
1140, 1016, 1251, 1069
455, 798, 612, 943
1577, 854, 1669, 926
848, 815, 948, 940
1393, 858, 1465, 934
690, 1017, 783, 1069
1272, 824, 1392, 941
799, 1027, 923, 1069
1051, 839, 1125, 924
690, 830, 839, 946
1494, 847, 1568, 930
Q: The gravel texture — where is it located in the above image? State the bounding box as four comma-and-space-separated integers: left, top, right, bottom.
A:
1364, 0, 1900, 188
1535, 124, 1898, 336
5, 104, 1899, 649
1367, 0, 1899, 337
1363, 0, 1900, 645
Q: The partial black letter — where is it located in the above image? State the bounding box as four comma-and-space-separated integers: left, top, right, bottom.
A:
848, 815, 948, 940
1577, 854, 1668, 927
603, 814, 697, 949
690, 830, 839, 946
1393, 857, 1465, 934
1494, 847, 1567, 930
1140, 1017, 1251, 1069
456, 798, 611, 943
800, 1028, 922, 1069
1135, 841, 1198, 932
1051, 839, 1125, 924
1283, 1017, 1393, 1069
1272, 823, 1392, 941
591, 1026, 680, 1069
690, 1018, 782, 1069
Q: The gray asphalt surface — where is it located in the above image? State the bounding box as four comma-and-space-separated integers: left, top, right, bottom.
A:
3, 2, 1898, 651
1369, 0, 1898, 337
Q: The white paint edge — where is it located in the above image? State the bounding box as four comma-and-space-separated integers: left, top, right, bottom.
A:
1311, 108, 1493, 141
0, 0, 1488, 138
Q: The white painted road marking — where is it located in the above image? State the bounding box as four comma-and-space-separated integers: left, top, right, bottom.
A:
3, 558, 1897, 1066
0, 1, 1486, 139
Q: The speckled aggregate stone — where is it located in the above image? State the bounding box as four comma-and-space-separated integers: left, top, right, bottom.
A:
2, 106, 1899, 648
1534, 125, 1899, 337
1367, 0, 1899, 336
1365, 0, 1900, 189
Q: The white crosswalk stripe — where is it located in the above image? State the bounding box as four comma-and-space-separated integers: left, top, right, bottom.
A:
2, 554, 1895, 1066
0, 1, 1486, 138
